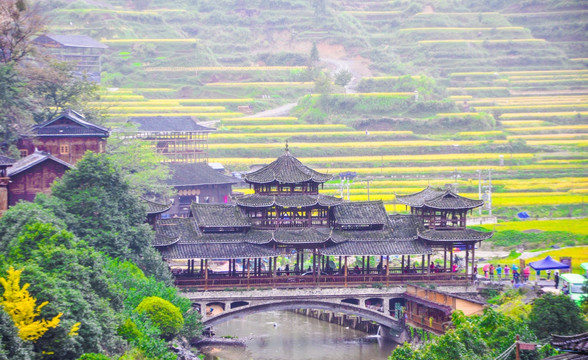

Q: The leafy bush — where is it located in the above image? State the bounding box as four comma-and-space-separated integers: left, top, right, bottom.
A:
134, 297, 184, 339
77, 354, 111, 360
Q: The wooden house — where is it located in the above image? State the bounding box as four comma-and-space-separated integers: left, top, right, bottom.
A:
126, 116, 214, 163
7, 151, 72, 206
0, 156, 16, 215
33, 34, 107, 82
166, 162, 240, 216
18, 109, 109, 165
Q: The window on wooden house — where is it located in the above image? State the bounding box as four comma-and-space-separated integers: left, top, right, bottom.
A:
19, 149, 28, 158
60, 144, 70, 155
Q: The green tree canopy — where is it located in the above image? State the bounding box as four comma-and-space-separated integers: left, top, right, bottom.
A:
528, 293, 587, 340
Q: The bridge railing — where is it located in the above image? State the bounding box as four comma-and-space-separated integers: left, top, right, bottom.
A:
174, 272, 469, 291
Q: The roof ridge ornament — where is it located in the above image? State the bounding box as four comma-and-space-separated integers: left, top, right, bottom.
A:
284, 140, 289, 154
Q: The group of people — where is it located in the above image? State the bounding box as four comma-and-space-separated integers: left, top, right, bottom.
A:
429, 262, 459, 273
481, 264, 533, 283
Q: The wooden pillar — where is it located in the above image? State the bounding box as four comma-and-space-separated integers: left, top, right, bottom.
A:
339, 256, 342, 272
366, 256, 370, 275
407, 256, 411, 273
312, 249, 317, 282
386, 256, 390, 287
401, 255, 405, 274
317, 254, 321, 287
200, 259, 203, 275
421, 255, 425, 274
247, 258, 251, 289
204, 259, 209, 291
471, 243, 476, 281
344, 256, 348, 288
242, 258, 246, 277
427, 254, 431, 272
362, 256, 365, 275
444, 247, 447, 272
268, 257, 272, 277
465, 244, 470, 278
450, 248, 454, 274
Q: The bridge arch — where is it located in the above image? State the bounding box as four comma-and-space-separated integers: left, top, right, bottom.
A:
202, 299, 402, 329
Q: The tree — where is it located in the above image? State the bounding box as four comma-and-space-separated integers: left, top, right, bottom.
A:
314, 71, 332, 95
0, 0, 101, 153
50, 152, 152, 260
134, 297, 184, 340
107, 126, 174, 199
528, 293, 587, 339
0, 0, 45, 65
0, 307, 34, 360
27, 61, 100, 124
0, 267, 62, 341
334, 69, 352, 89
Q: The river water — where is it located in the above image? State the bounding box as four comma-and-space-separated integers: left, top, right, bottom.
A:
198, 311, 398, 360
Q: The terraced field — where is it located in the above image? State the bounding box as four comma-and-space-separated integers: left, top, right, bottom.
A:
50, 0, 587, 221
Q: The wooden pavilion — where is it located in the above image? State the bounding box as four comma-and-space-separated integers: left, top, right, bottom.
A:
152, 147, 491, 290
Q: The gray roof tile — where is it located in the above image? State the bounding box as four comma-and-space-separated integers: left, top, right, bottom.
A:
191, 203, 250, 228
167, 163, 239, 186
235, 193, 342, 208
244, 151, 332, 184
333, 201, 388, 226
129, 116, 215, 132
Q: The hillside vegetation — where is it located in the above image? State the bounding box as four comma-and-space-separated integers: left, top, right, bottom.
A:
40, 0, 587, 221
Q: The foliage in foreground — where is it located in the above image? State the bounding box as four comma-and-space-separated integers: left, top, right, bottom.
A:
0, 152, 201, 359
389, 304, 565, 360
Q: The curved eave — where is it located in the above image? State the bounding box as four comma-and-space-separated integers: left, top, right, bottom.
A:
153, 234, 181, 247
418, 229, 494, 242
424, 200, 485, 210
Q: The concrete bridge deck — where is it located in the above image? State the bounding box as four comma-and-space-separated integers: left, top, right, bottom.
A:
186, 284, 479, 339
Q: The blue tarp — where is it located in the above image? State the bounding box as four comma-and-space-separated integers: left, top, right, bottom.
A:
529, 256, 570, 271
517, 212, 530, 219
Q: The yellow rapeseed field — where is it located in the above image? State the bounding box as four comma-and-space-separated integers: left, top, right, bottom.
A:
500, 112, 588, 119
205, 82, 314, 87
105, 112, 241, 117
102, 38, 197, 43
144, 66, 304, 72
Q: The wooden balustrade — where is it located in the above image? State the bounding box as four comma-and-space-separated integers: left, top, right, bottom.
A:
174, 272, 468, 291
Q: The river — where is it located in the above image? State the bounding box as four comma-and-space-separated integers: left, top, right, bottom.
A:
198, 311, 398, 360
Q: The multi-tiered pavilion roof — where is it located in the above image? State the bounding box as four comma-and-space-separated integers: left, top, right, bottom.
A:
152, 148, 490, 288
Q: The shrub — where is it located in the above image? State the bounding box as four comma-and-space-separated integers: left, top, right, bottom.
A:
77, 354, 111, 360
134, 297, 184, 339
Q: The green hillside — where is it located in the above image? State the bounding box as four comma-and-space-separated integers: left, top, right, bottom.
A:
40, 0, 588, 220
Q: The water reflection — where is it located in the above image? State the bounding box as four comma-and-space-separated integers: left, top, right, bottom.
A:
198, 311, 397, 360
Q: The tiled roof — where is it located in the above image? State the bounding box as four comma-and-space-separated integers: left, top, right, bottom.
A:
196, 230, 273, 244
30, 109, 109, 137
389, 214, 423, 240
153, 218, 200, 246
129, 116, 215, 132
7, 151, 73, 177
143, 198, 172, 215
333, 201, 388, 225
0, 155, 15, 166
273, 228, 331, 244
396, 186, 484, 210
321, 239, 432, 256
191, 203, 250, 228
167, 163, 239, 187
551, 333, 588, 354
159, 242, 280, 259
36, 34, 108, 48
243, 151, 332, 184
418, 228, 493, 242
235, 193, 342, 208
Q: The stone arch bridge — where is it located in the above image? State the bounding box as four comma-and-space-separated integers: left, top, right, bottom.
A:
185, 285, 475, 341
